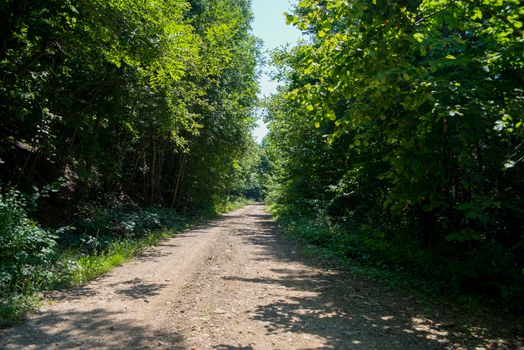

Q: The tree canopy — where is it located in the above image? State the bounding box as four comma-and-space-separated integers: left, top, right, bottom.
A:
0, 0, 260, 209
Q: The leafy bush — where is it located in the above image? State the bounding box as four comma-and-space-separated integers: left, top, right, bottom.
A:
0, 294, 40, 328
0, 188, 57, 298
74, 206, 188, 238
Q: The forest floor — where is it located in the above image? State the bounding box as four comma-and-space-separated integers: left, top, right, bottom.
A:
0, 205, 522, 350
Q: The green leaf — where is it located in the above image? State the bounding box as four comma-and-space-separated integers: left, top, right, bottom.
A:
471, 8, 483, 20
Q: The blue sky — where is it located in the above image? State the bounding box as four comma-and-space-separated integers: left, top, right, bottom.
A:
251, 0, 301, 143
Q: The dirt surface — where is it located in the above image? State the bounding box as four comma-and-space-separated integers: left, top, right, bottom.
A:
1, 205, 522, 349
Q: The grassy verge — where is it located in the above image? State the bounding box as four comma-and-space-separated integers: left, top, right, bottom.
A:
59, 231, 172, 286
0, 198, 250, 328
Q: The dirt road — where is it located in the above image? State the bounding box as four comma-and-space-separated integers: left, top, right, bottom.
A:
0, 205, 521, 349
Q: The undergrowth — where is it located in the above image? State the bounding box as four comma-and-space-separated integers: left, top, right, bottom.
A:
267, 203, 524, 317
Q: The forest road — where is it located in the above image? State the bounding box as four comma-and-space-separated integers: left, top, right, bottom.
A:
0, 205, 521, 350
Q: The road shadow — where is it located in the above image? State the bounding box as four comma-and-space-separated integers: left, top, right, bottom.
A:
111, 278, 169, 300
135, 249, 174, 262
0, 308, 185, 349
44, 285, 98, 302
221, 205, 522, 350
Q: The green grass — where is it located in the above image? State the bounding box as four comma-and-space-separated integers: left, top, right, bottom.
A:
63, 231, 171, 285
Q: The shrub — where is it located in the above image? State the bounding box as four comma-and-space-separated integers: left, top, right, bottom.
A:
0, 188, 57, 296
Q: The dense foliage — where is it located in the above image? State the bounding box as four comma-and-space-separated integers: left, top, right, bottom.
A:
265, 0, 524, 309
0, 0, 259, 209
0, 189, 56, 296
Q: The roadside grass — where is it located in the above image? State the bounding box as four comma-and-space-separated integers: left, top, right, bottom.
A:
0, 199, 251, 328
61, 230, 172, 286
